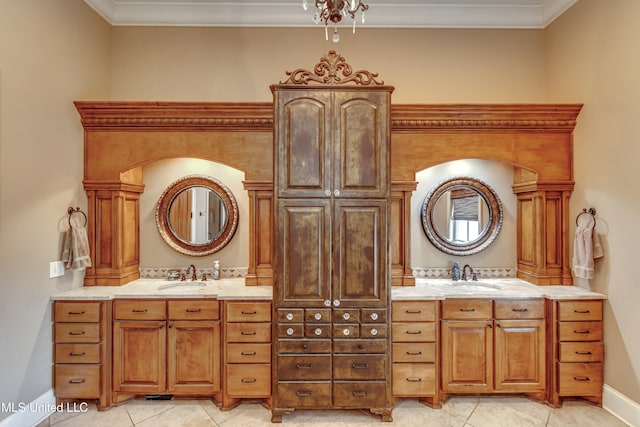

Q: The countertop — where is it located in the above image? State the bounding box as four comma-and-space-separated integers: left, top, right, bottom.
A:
51, 277, 606, 301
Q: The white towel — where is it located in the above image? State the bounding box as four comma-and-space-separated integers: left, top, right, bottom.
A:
61, 215, 92, 270
572, 214, 603, 280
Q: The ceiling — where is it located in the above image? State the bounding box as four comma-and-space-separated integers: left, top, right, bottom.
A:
83, 0, 578, 29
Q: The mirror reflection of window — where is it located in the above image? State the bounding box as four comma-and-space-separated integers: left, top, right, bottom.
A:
449, 188, 480, 243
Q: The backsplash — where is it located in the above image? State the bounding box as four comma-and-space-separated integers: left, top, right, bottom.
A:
412, 267, 517, 279
140, 266, 248, 279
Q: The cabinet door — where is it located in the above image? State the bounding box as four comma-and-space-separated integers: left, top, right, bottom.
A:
494, 319, 545, 392
113, 321, 166, 394
333, 91, 389, 198
275, 91, 331, 198
441, 320, 493, 392
276, 199, 331, 307
332, 199, 388, 307
167, 320, 221, 394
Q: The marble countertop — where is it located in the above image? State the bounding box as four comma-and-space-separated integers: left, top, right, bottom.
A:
51, 277, 606, 301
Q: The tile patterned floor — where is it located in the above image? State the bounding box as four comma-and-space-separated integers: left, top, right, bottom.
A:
37, 396, 629, 427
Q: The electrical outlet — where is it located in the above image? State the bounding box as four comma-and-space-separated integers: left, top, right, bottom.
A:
49, 261, 65, 278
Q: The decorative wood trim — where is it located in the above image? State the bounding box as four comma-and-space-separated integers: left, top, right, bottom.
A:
243, 181, 273, 286
391, 181, 417, 286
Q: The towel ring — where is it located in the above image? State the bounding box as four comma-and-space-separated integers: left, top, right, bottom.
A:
575, 207, 596, 229
67, 207, 87, 228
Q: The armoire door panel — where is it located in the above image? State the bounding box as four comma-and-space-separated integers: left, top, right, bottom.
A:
333, 200, 388, 307
277, 200, 331, 306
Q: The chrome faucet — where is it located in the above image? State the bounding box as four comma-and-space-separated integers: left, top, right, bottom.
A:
185, 264, 197, 281
461, 264, 477, 281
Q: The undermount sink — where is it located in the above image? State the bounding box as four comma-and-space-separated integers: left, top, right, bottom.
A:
157, 282, 208, 292
450, 281, 500, 292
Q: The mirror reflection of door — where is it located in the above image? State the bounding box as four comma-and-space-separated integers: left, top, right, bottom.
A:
169, 188, 192, 242
169, 187, 229, 245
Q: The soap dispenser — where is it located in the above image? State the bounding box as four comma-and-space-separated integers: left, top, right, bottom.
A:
452, 262, 461, 281
213, 260, 220, 280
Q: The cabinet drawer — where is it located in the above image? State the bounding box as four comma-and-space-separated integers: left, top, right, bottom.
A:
333, 355, 386, 380
392, 363, 436, 396
55, 323, 100, 343
495, 299, 544, 319
305, 308, 331, 323
333, 324, 359, 339
277, 339, 331, 354
277, 308, 303, 323
226, 302, 271, 322
558, 321, 603, 342
168, 300, 219, 320
54, 302, 101, 323
333, 381, 387, 408
558, 300, 602, 321
226, 364, 271, 397
114, 300, 166, 320
333, 339, 386, 354
392, 322, 435, 342
361, 308, 387, 323
558, 362, 603, 396
228, 323, 272, 342
55, 343, 101, 364
333, 309, 359, 323
360, 323, 387, 339
277, 324, 304, 339
442, 299, 492, 320
54, 365, 100, 398
227, 343, 271, 363
305, 324, 331, 338
277, 355, 331, 380
392, 343, 435, 363
559, 342, 604, 362
276, 382, 331, 408
392, 301, 436, 322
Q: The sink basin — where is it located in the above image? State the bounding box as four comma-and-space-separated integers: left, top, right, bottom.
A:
157, 282, 208, 292
450, 281, 500, 292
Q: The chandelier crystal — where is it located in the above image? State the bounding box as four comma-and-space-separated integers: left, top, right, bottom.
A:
303, 0, 369, 43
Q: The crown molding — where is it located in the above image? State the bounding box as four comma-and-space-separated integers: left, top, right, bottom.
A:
83, 0, 577, 29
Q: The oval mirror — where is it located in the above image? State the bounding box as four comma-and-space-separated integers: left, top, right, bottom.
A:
156, 175, 238, 256
420, 176, 503, 256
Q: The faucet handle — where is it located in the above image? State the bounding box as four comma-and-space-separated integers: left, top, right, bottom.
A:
201, 274, 207, 281
471, 272, 477, 281
180, 273, 186, 281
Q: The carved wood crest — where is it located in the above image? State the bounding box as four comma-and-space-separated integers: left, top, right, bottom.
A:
280, 50, 384, 86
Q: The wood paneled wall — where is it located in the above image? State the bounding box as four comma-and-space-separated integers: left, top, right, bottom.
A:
75, 102, 581, 286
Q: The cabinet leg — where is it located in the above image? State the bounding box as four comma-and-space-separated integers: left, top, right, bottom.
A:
418, 396, 441, 409
370, 408, 393, 422
271, 408, 293, 423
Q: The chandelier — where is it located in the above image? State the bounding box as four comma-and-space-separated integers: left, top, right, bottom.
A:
302, 0, 369, 43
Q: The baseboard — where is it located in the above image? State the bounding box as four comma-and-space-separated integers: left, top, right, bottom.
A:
0, 389, 55, 427
603, 384, 640, 427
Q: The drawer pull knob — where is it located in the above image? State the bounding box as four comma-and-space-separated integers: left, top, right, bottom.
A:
574, 330, 591, 334
68, 331, 85, 336
69, 352, 86, 357
352, 363, 369, 369
241, 311, 257, 315
406, 330, 422, 335
343, 313, 351, 320
286, 313, 294, 320
314, 313, 322, 320
314, 328, 322, 336
302, 344, 308, 349
573, 376, 591, 382
241, 352, 257, 356
406, 351, 423, 356
343, 329, 350, 336
575, 351, 593, 355
460, 308, 476, 312
406, 310, 422, 314
241, 378, 257, 384
370, 313, 379, 320
186, 308, 201, 313
406, 377, 422, 382
296, 364, 314, 370
512, 308, 529, 312
67, 311, 85, 315
132, 309, 148, 313
574, 309, 591, 314
296, 391, 313, 397
241, 331, 257, 336
286, 328, 295, 336
370, 328, 378, 336
68, 379, 86, 384
352, 391, 368, 397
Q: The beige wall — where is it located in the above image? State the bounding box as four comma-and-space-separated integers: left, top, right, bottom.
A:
0, 1, 111, 420
546, 0, 640, 404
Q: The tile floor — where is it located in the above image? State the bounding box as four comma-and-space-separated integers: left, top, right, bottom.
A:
37, 396, 629, 427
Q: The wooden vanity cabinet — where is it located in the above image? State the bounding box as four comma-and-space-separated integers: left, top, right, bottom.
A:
112, 299, 220, 403
391, 301, 439, 407
53, 301, 110, 409
222, 301, 272, 409
548, 299, 604, 407
440, 299, 545, 400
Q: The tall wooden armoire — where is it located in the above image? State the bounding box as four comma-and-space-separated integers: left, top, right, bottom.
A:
271, 51, 393, 423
